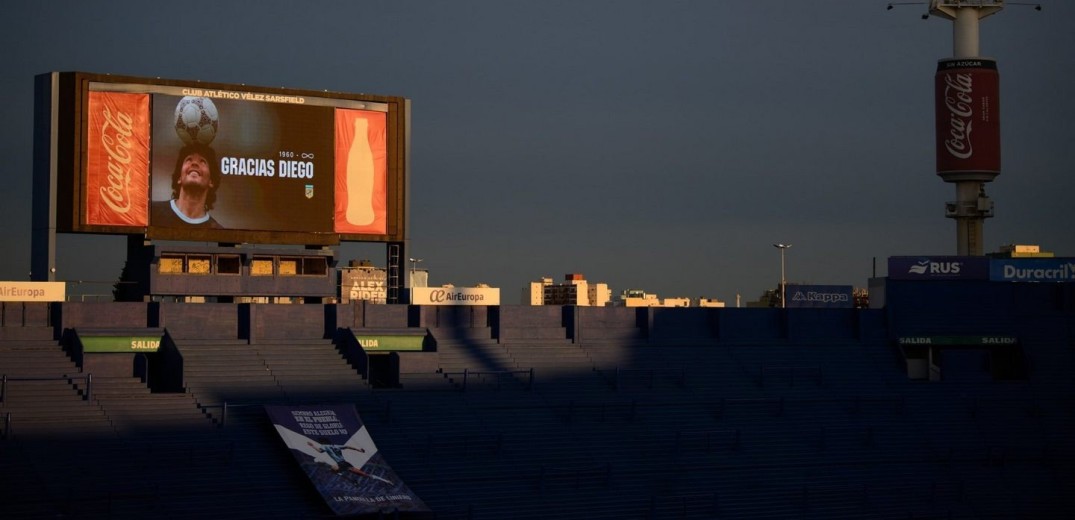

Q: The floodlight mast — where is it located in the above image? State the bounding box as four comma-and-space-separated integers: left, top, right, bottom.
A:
928, 0, 1004, 256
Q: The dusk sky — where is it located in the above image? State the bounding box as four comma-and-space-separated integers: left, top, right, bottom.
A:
3, 1, 1072, 304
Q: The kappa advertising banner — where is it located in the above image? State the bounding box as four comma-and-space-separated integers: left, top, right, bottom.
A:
411, 286, 501, 306
784, 284, 853, 308
85, 91, 151, 227
888, 256, 990, 281
990, 259, 1075, 283
265, 404, 428, 516
935, 59, 1001, 180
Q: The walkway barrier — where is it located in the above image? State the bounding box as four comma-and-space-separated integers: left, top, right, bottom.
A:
445, 368, 535, 391
0, 373, 93, 403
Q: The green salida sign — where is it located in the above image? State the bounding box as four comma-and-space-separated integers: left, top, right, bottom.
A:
356, 335, 424, 351
81, 336, 163, 353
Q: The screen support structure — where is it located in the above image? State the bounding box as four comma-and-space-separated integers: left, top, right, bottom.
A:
387, 242, 404, 304
31, 72, 59, 282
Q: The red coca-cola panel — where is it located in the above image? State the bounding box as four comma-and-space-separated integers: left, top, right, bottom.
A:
934, 58, 1000, 181
86, 91, 150, 226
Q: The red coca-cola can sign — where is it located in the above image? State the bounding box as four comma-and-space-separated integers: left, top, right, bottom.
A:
935, 58, 1001, 182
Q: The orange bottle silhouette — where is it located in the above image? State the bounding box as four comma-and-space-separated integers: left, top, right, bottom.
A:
345, 117, 375, 226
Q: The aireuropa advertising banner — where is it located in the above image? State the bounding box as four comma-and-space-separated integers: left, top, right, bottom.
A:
265, 404, 428, 516
888, 256, 990, 281
0, 282, 66, 302
990, 259, 1075, 283
411, 286, 501, 306
784, 284, 853, 308
935, 58, 1001, 181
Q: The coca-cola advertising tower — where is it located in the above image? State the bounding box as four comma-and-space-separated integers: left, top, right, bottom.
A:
935, 58, 1001, 182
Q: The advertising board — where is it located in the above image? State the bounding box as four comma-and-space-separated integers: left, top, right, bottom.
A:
889, 257, 1075, 283
46, 72, 407, 245
411, 287, 500, 306
989, 259, 1075, 283
887, 256, 990, 281
339, 267, 387, 304
935, 58, 1001, 182
783, 284, 853, 309
0, 282, 66, 302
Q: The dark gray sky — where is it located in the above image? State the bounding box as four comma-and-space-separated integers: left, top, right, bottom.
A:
3, 1, 1072, 303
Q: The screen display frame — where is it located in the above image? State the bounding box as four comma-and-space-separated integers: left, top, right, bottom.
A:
52, 72, 407, 245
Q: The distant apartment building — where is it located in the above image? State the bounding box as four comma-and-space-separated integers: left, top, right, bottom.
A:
521, 274, 610, 306
614, 289, 725, 308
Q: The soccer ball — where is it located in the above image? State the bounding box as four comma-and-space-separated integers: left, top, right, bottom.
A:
174, 96, 219, 145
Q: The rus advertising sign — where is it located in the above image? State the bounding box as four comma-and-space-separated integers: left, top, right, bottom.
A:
935, 59, 1001, 180
888, 256, 990, 281
784, 284, 853, 309
85, 91, 150, 227
265, 404, 428, 516
990, 259, 1075, 283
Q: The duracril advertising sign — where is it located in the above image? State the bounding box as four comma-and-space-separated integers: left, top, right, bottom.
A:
411, 287, 500, 306
989, 259, 1075, 283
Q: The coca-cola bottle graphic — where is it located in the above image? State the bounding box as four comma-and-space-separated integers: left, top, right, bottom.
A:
345, 117, 375, 226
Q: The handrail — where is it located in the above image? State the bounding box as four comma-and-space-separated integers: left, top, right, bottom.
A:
445, 368, 535, 391
2, 412, 10, 440
606, 367, 686, 390
201, 401, 264, 429
1, 373, 93, 403
760, 365, 823, 387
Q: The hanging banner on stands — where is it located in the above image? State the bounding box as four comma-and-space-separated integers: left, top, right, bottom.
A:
265, 404, 429, 516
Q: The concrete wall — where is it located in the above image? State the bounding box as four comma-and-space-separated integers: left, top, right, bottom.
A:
574, 306, 643, 342
160, 302, 240, 339
251, 304, 331, 340
360, 303, 411, 328
47, 300, 1037, 348
417, 305, 492, 329
498, 305, 565, 342
60, 302, 153, 329
650, 307, 718, 341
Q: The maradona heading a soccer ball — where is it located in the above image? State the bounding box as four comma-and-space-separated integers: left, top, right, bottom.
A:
174, 96, 219, 146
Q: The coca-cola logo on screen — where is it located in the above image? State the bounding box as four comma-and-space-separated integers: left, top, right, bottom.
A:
942, 71, 974, 160
98, 107, 137, 215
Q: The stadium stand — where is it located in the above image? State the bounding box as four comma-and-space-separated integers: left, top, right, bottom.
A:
1, 283, 1073, 519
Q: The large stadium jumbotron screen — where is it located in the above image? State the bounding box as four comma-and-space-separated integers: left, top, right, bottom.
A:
49, 72, 407, 245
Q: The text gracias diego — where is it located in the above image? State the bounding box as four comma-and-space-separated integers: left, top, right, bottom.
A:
220, 152, 314, 179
